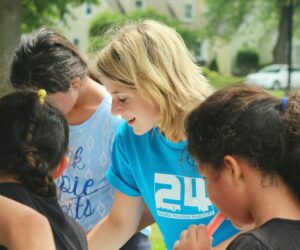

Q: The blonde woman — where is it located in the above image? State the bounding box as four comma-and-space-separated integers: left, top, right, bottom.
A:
88, 20, 238, 250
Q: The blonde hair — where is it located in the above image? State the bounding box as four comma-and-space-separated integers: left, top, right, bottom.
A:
97, 19, 213, 141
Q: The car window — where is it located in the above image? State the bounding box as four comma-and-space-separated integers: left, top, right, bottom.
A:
260, 65, 281, 73
292, 67, 300, 72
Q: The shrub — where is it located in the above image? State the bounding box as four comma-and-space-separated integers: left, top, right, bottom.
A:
209, 58, 219, 72
236, 49, 259, 75
202, 67, 243, 89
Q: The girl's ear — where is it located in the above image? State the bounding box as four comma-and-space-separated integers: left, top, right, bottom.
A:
52, 156, 69, 179
71, 77, 81, 90
223, 155, 243, 185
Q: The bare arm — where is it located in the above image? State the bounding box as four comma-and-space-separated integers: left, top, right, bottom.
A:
136, 205, 155, 232
87, 191, 145, 250
0, 196, 55, 250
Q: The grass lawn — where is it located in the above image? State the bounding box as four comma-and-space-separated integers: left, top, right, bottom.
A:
203, 67, 294, 98
268, 90, 284, 97
150, 223, 165, 250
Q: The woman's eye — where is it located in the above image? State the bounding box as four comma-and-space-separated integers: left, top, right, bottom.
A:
119, 98, 127, 103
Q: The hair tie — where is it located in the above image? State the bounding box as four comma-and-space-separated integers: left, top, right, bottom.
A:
37, 89, 47, 105
282, 97, 288, 112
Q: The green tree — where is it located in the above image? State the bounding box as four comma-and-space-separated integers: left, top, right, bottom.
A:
88, 8, 201, 55
88, 11, 125, 53
203, 0, 299, 64
0, 0, 99, 95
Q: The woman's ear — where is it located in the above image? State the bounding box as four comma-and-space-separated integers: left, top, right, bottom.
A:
71, 77, 81, 90
52, 156, 69, 179
223, 155, 243, 185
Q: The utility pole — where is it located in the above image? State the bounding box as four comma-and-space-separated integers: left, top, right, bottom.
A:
286, 0, 294, 95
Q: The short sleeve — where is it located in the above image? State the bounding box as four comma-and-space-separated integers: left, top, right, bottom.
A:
106, 125, 141, 196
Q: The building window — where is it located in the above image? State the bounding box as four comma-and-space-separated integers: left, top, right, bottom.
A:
136, 0, 144, 9
86, 4, 92, 15
195, 42, 202, 58
185, 4, 194, 20
73, 38, 79, 47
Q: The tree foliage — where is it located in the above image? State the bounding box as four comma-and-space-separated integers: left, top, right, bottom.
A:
203, 0, 299, 39
21, 0, 100, 32
203, 0, 300, 63
0, 0, 100, 94
88, 8, 201, 54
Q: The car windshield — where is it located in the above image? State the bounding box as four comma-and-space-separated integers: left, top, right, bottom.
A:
292, 67, 300, 72
259, 65, 282, 73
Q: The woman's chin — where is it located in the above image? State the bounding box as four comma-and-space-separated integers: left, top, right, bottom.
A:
132, 127, 147, 136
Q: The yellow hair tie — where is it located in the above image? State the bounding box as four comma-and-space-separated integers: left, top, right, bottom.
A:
37, 89, 47, 105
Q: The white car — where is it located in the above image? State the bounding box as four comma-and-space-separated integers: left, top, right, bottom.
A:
245, 64, 300, 89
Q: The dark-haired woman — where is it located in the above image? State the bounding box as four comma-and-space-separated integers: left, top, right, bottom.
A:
174, 85, 300, 250
0, 90, 87, 250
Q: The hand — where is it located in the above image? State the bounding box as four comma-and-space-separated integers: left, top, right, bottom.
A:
173, 225, 212, 250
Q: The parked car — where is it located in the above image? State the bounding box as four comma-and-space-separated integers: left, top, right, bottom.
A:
245, 64, 300, 89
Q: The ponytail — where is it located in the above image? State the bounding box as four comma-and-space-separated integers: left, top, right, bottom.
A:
0, 90, 68, 198
279, 94, 300, 200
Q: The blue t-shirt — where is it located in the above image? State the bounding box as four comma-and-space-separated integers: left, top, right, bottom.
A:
107, 123, 239, 250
